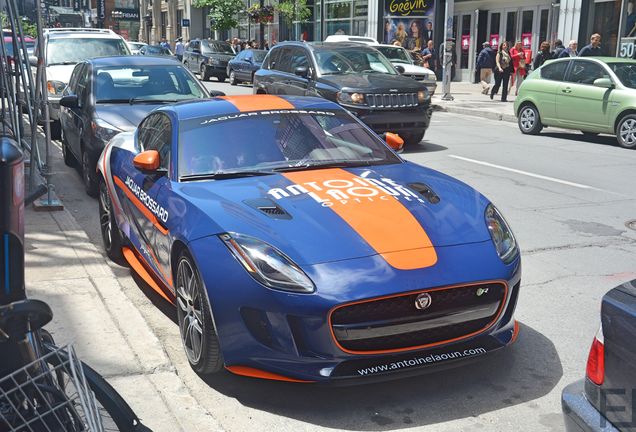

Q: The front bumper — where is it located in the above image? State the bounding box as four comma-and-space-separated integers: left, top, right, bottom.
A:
204, 63, 228, 78
347, 104, 433, 136
562, 379, 619, 432
48, 95, 61, 121
190, 236, 521, 383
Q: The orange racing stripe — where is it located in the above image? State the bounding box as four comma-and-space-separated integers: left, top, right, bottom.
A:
122, 247, 175, 304
113, 176, 168, 235
220, 94, 295, 112
282, 169, 437, 270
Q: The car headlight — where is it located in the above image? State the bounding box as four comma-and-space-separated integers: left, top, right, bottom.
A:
485, 204, 518, 263
417, 90, 428, 103
47, 80, 66, 96
221, 233, 315, 293
337, 92, 365, 105
93, 119, 122, 143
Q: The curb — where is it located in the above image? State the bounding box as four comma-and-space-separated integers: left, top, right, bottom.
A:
432, 103, 517, 123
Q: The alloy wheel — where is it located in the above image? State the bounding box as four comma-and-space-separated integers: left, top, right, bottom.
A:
99, 184, 112, 251
177, 258, 205, 364
519, 107, 535, 132
619, 118, 636, 148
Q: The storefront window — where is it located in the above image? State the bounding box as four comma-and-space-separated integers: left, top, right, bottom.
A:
161, 11, 167, 39
619, 0, 636, 57
176, 9, 183, 39
539, 9, 548, 46
460, 14, 470, 69
326, 1, 351, 19
505, 11, 517, 46
489, 12, 500, 49
593, 0, 620, 56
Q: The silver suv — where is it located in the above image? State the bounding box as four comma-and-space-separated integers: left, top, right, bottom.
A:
33, 28, 130, 138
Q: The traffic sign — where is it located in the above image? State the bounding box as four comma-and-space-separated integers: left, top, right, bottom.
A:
182, 18, 190, 27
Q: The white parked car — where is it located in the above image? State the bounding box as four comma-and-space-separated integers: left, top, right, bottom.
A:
323, 35, 437, 96
127, 41, 147, 55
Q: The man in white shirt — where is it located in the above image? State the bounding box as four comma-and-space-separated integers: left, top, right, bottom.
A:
175, 37, 185, 62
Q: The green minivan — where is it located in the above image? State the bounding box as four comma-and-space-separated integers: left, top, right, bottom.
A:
514, 57, 636, 149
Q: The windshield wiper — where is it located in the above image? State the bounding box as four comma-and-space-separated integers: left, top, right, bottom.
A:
180, 170, 273, 181
129, 97, 179, 105
272, 160, 387, 172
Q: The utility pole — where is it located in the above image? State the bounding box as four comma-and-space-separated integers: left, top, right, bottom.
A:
441, 0, 454, 101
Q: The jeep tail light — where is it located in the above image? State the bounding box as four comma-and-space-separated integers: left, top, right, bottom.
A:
586, 325, 604, 386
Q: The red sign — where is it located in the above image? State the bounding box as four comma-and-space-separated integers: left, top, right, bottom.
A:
461, 34, 470, 51
522, 32, 532, 49
489, 34, 499, 49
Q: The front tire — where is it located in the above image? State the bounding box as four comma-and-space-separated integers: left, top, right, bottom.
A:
200, 64, 209, 81
81, 147, 98, 197
616, 114, 636, 149
518, 104, 543, 135
176, 252, 223, 375
217, 75, 226, 83
229, 70, 237, 86
99, 179, 124, 264
403, 131, 425, 146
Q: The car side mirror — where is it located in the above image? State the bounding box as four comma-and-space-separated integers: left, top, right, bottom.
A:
59, 94, 79, 108
384, 132, 404, 151
208, 90, 226, 97
593, 78, 614, 89
29, 56, 38, 67
294, 66, 309, 78
394, 65, 405, 74
133, 150, 161, 173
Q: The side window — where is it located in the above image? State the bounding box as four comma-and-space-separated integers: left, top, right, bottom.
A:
274, 48, 293, 73
541, 61, 568, 81
66, 63, 84, 94
143, 114, 172, 172
289, 48, 309, 72
75, 64, 90, 105
264, 48, 280, 70
566, 61, 609, 85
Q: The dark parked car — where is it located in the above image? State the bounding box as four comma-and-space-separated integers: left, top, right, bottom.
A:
226, 49, 266, 85
562, 279, 636, 431
58, 55, 209, 196
183, 39, 235, 82
138, 44, 173, 57
253, 42, 432, 146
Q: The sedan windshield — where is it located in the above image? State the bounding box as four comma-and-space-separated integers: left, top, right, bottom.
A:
178, 110, 401, 178
95, 65, 206, 103
315, 48, 397, 75
201, 40, 234, 54
376, 46, 412, 64
609, 62, 636, 89
47, 38, 129, 65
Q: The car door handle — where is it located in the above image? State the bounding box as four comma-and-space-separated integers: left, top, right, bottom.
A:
561, 88, 572, 93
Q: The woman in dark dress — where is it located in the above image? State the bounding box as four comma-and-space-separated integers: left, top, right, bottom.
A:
490, 41, 512, 102
533, 41, 552, 70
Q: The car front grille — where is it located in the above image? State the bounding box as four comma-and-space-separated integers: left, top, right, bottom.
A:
330, 282, 507, 353
366, 92, 418, 108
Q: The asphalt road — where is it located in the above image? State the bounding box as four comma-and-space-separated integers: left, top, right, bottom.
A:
47, 81, 636, 431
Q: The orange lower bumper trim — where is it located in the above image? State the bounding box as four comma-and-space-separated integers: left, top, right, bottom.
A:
122, 247, 175, 304
511, 320, 520, 343
225, 366, 314, 383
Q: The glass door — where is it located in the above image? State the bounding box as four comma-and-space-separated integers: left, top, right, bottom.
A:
504, 10, 518, 46
488, 11, 502, 49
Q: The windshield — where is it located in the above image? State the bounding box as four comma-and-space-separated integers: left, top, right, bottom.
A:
376, 46, 412, 64
95, 65, 206, 103
47, 38, 129, 65
315, 48, 397, 75
201, 40, 234, 54
178, 110, 401, 178
145, 45, 172, 55
609, 62, 636, 89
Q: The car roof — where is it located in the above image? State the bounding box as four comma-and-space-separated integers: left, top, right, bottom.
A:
276, 41, 379, 51
88, 55, 181, 66
46, 28, 123, 39
162, 95, 343, 122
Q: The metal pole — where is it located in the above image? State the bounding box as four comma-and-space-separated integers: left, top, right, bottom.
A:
441, 0, 455, 101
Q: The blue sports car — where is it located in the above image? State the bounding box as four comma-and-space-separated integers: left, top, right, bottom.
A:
97, 95, 521, 383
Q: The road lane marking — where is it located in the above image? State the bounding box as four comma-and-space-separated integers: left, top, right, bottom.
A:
448, 155, 604, 190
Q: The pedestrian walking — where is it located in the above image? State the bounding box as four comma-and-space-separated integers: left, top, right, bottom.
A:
533, 41, 552, 70
174, 37, 184, 62
421, 40, 437, 73
509, 41, 527, 96
490, 41, 512, 102
159, 38, 170, 51
559, 40, 578, 58
476, 41, 496, 94
579, 33, 603, 57
552, 39, 566, 59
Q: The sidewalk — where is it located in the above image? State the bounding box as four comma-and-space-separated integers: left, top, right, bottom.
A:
431, 81, 518, 123
24, 206, 223, 431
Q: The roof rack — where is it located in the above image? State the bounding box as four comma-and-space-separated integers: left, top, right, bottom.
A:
44, 28, 116, 34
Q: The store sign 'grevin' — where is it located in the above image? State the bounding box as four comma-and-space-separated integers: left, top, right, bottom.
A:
386, 0, 432, 17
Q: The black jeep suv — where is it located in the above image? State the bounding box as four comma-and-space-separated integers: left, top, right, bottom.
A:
183, 39, 235, 82
253, 42, 432, 146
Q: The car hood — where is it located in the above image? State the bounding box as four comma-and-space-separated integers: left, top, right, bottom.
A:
317, 73, 425, 92
45, 64, 76, 84
395, 62, 434, 75
96, 104, 162, 131
178, 162, 492, 266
